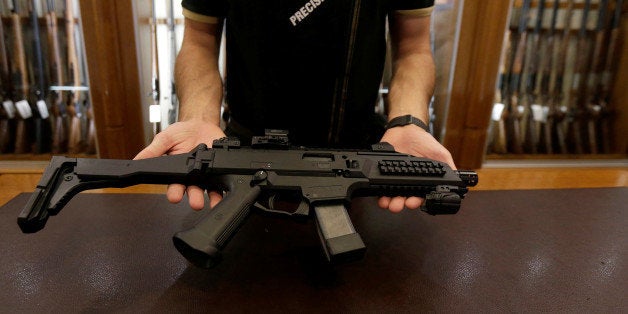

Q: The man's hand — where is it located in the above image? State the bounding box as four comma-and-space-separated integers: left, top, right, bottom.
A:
378, 125, 456, 213
134, 120, 225, 210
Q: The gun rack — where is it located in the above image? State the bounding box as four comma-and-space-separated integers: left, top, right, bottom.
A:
0, 0, 95, 159
485, 0, 628, 158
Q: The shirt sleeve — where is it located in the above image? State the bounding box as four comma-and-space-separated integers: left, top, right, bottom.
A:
391, 0, 435, 17
181, 0, 227, 23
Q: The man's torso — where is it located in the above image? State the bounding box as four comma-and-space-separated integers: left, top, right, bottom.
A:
182, 0, 433, 147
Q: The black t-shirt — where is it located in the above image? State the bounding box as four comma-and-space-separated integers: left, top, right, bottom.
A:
182, 0, 434, 148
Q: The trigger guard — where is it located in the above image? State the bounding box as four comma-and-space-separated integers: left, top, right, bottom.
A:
254, 195, 310, 217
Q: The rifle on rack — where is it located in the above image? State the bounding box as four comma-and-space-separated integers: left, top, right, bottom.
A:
507, 0, 532, 154
0, 0, 16, 153
29, 0, 52, 154
45, 0, 68, 153
75, 20, 96, 155
167, 0, 178, 125
552, 0, 575, 154
523, 0, 547, 153
149, 0, 161, 137
568, 0, 593, 154
490, 30, 511, 154
537, 0, 561, 154
583, 0, 609, 154
489, 27, 511, 154
10, 0, 34, 154
65, 0, 82, 154
18, 130, 478, 267
66, 2, 94, 154
598, 0, 624, 153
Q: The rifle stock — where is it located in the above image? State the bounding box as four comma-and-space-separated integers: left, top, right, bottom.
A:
85, 99, 96, 154
523, 0, 547, 154
583, 0, 610, 154
552, 0, 576, 154
150, 0, 161, 137
46, 0, 68, 154
167, 0, 179, 125
65, 0, 83, 154
507, 0, 532, 154
0, 107, 10, 153
567, 0, 592, 154
71, 3, 95, 154
538, 0, 561, 154
490, 28, 511, 154
10, 0, 32, 154
598, 0, 624, 153
0, 1, 15, 153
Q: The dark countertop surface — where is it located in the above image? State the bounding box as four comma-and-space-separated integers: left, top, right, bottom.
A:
1, 188, 626, 313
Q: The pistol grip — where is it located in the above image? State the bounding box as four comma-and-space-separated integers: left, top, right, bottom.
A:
173, 176, 261, 268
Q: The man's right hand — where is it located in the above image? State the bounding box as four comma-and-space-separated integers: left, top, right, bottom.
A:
134, 119, 225, 210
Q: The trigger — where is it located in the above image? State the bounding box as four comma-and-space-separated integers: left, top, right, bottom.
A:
293, 201, 309, 216
254, 194, 310, 218
254, 199, 272, 212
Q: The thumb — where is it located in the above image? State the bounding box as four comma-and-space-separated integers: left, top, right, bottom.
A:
133, 135, 171, 160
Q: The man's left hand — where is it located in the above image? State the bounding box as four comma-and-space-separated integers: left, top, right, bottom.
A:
377, 124, 457, 213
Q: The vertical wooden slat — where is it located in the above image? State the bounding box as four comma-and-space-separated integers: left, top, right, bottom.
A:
610, 9, 628, 154
79, 0, 145, 159
443, 1, 513, 169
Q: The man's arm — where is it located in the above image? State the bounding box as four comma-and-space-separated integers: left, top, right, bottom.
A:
386, 12, 435, 124
379, 12, 456, 212
135, 18, 226, 210
175, 18, 223, 125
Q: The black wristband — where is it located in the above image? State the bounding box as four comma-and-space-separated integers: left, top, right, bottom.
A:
385, 115, 430, 133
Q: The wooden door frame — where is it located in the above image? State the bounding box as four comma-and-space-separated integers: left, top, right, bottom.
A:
443, 0, 513, 169
79, 0, 145, 159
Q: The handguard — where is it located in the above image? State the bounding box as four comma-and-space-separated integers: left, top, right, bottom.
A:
18, 130, 478, 268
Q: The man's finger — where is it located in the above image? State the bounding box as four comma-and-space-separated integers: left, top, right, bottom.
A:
167, 184, 186, 204
388, 196, 406, 213
187, 186, 206, 211
208, 191, 223, 209
404, 196, 423, 210
378, 196, 392, 209
133, 134, 171, 160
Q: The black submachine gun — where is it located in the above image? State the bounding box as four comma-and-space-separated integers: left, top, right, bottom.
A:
18, 130, 478, 268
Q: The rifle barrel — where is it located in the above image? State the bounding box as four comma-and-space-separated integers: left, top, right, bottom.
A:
30, 0, 52, 153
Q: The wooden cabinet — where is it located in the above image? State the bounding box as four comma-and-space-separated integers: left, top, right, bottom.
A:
442, 0, 628, 169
